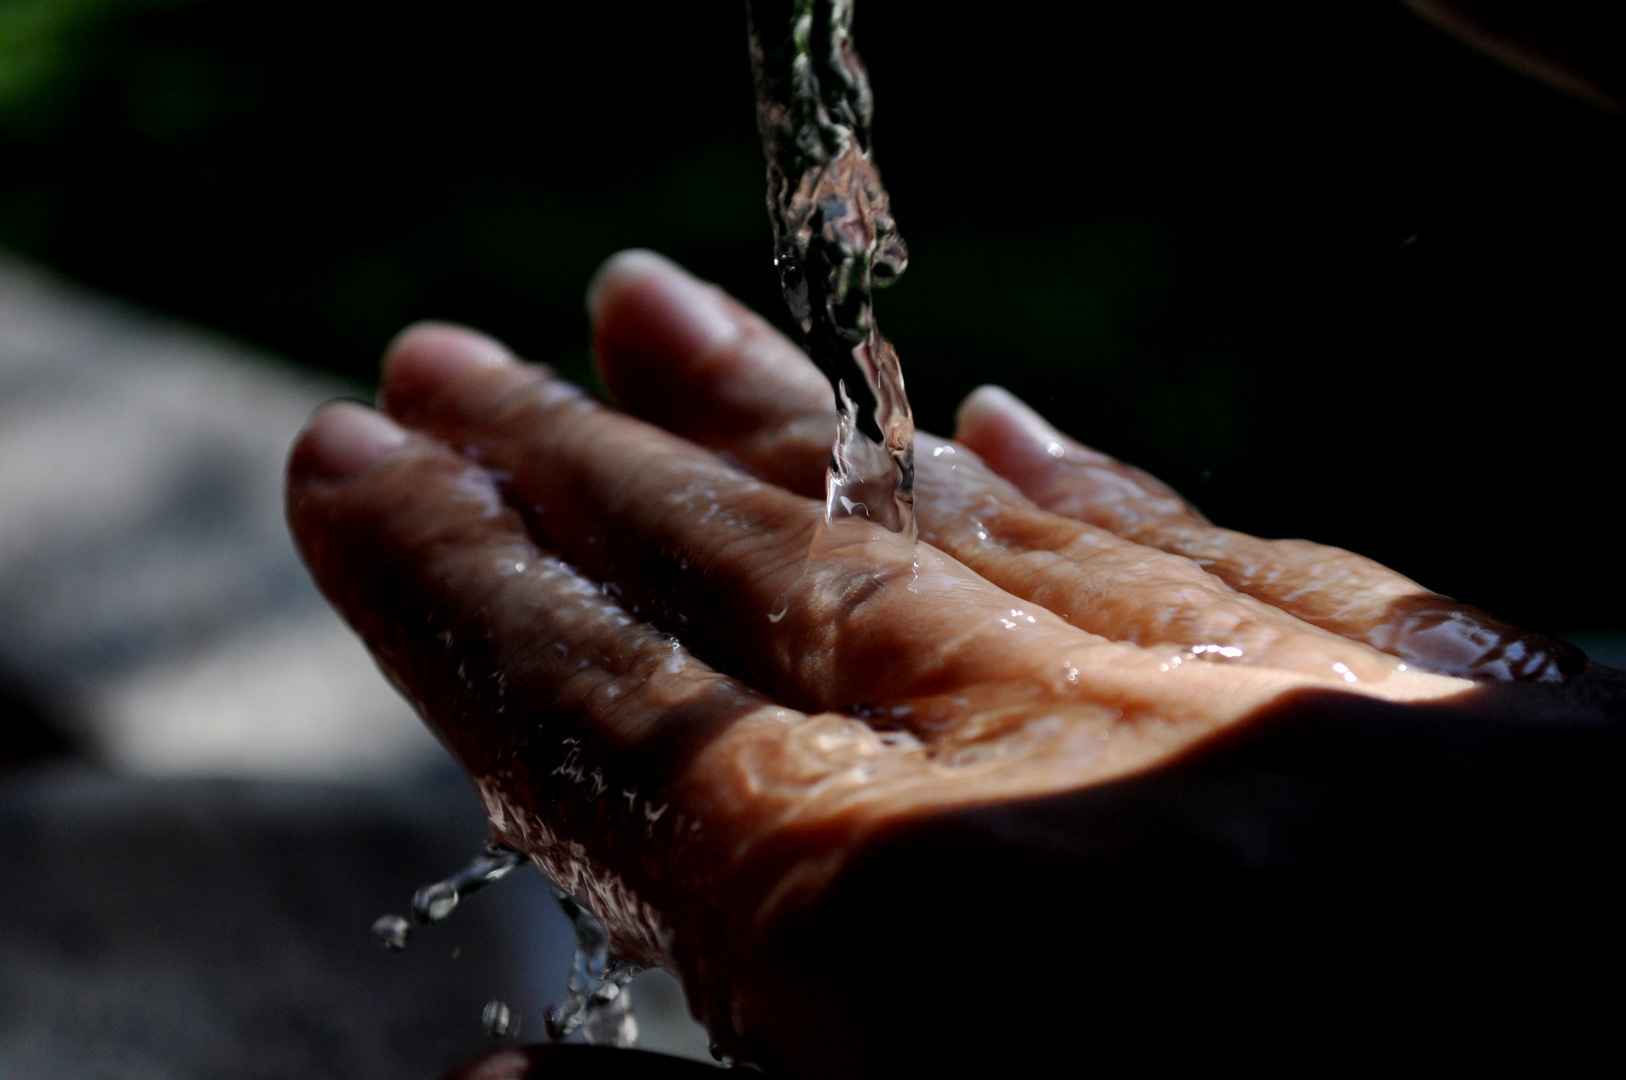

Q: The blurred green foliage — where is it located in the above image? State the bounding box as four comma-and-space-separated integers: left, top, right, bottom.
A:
0, 0, 772, 391
0, 0, 121, 125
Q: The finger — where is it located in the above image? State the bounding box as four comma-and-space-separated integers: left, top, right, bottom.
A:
285, 402, 1346, 988
956, 386, 1584, 682
285, 402, 1458, 1080
290, 400, 898, 957
377, 322, 1468, 727
292, 399, 410, 479
589, 249, 834, 498
911, 430, 1420, 682
584, 256, 1413, 682
955, 384, 1208, 531
283, 403, 1601, 1079
380, 324, 1067, 714
380, 320, 541, 430
289, 401, 775, 780
287, 398, 1024, 1000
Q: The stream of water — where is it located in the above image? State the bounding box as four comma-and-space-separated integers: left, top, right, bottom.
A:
542, 891, 642, 1047
373, 3, 914, 1059
371, 842, 645, 1050
747, 0, 916, 544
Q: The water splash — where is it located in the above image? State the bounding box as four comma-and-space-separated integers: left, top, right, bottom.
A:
544, 890, 642, 1048
411, 842, 528, 925
748, 0, 915, 543
482, 999, 519, 1039
370, 913, 411, 951
369, 841, 527, 954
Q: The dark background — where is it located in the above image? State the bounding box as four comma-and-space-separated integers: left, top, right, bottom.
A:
1, 0, 1620, 634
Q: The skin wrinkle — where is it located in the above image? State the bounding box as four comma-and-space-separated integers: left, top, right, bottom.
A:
948, 387, 1585, 681
286, 264, 1542, 1071
398, 369, 918, 714
290, 434, 1473, 1059
590, 261, 1578, 683
586, 273, 1428, 682
284, 256, 1626, 1077
955, 476, 1368, 662
909, 447, 1410, 679
360, 357, 1470, 727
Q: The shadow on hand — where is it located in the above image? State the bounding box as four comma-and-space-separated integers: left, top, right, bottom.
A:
725, 663, 1626, 1075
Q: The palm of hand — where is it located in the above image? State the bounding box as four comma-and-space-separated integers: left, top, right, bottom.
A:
287, 251, 1586, 1075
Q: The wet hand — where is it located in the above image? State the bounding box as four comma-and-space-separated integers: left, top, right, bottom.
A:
286, 251, 1621, 1078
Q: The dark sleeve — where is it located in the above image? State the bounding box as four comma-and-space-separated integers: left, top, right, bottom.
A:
740, 665, 1626, 1074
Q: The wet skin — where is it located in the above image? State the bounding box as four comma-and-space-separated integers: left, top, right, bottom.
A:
287, 252, 1625, 1077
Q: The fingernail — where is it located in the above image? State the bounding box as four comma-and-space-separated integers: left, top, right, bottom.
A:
298, 401, 409, 480
959, 385, 1064, 449
587, 248, 740, 356
381, 322, 514, 414
386, 320, 512, 366
384, 321, 512, 382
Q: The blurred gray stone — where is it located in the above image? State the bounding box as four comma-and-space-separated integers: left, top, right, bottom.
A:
0, 763, 572, 1080
0, 252, 441, 779
0, 256, 714, 1075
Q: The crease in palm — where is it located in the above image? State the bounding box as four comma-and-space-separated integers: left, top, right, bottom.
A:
285, 250, 1570, 1047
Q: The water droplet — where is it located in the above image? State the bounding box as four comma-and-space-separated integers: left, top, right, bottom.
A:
371, 913, 410, 951
543, 890, 641, 1048
413, 881, 458, 924
482, 999, 518, 1039
411, 842, 529, 925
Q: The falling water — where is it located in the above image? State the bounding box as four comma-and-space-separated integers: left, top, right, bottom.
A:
374, 4, 917, 1058
544, 890, 642, 1048
367, 842, 524, 948
370, 913, 412, 950
747, 0, 915, 542
482, 999, 519, 1039
369, 841, 649, 1049
411, 842, 528, 925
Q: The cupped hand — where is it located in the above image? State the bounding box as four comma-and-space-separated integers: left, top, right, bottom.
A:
287, 251, 1620, 1077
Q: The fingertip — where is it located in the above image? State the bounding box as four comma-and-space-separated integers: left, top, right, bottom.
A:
955, 385, 1015, 435
381, 321, 515, 420
954, 385, 1117, 500
588, 250, 742, 392
586, 248, 683, 325
291, 401, 411, 483
586, 250, 832, 477
955, 385, 1058, 456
